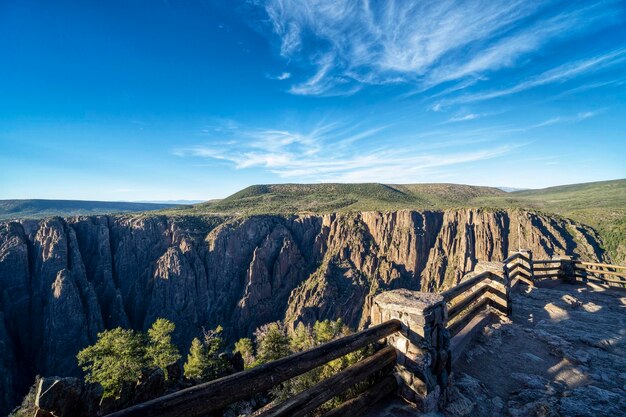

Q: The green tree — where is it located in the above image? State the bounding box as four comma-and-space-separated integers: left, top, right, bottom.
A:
313, 319, 346, 344
254, 322, 291, 364
146, 318, 181, 379
234, 338, 255, 369
290, 322, 314, 352
77, 328, 147, 398
183, 338, 207, 381
183, 326, 230, 382
258, 319, 370, 412
202, 326, 231, 380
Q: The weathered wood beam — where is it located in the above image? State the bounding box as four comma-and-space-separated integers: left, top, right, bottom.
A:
503, 252, 522, 264
575, 261, 626, 270
104, 320, 402, 417
508, 262, 533, 275
533, 259, 562, 264
447, 284, 490, 322
320, 375, 396, 417
450, 310, 493, 365
533, 266, 560, 272
575, 268, 626, 278
574, 271, 626, 285
441, 271, 491, 302
447, 297, 490, 336
257, 346, 397, 417
534, 273, 559, 279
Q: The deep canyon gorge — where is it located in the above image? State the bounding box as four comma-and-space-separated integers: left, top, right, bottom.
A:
0, 209, 605, 414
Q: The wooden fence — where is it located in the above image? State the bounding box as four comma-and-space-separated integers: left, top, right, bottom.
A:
531, 258, 626, 287
105, 320, 401, 417
573, 260, 626, 287
104, 251, 624, 417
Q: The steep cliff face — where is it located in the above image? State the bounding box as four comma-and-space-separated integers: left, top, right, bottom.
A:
0, 210, 603, 414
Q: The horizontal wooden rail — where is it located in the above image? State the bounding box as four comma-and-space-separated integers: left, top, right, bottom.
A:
575, 261, 626, 270
509, 262, 533, 274
534, 273, 559, 279
447, 284, 491, 322
257, 346, 396, 417
503, 252, 522, 264
447, 297, 490, 336
321, 375, 396, 417
575, 272, 626, 285
486, 288, 508, 314
533, 259, 562, 264
575, 267, 626, 278
505, 254, 529, 266
534, 266, 560, 272
104, 320, 402, 417
441, 271, 492, 301
509, 270, 533, 286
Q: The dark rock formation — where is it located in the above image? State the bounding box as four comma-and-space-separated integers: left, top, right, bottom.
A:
34, 377, 102, 417
0, 210, 604, 414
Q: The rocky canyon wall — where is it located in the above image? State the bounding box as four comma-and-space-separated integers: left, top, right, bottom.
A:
0, 209, 604, 414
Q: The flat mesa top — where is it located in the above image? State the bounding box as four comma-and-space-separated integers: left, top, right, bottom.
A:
374, 289, 444, 315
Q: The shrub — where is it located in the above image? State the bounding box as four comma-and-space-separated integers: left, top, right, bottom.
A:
183, 326, 231, 381
146, 318, 181, 379
234, 338, 255, 369
254, 322, 291, 365
77, 328, 147, 398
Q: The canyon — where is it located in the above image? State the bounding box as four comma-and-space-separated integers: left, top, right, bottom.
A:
0, 209, 605, 414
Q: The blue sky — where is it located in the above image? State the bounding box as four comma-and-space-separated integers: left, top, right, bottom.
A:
1, 0, 625, 201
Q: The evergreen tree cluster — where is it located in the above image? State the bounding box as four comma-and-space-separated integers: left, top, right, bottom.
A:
234, 319, 370, 412
77, 318, 181, 398
77, 319, 232, 399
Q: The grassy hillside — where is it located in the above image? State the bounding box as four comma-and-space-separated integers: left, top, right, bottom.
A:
6, 180, 623, 263
0, 199, 183, 221
162, 179, 625, 263
163, 183, 506, 216
476, 179, 626, 263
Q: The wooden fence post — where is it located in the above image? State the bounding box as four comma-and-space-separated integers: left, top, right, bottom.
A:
558, 256, 576, 283
520, 249, 534, 283
371, 290, 450, 412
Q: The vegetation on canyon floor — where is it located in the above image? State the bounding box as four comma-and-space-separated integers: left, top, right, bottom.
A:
12, 318, 369, 416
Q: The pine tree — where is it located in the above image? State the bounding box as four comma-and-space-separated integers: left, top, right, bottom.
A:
290, 322, 314, 352
146, 318, 181, 379
234, 338, 255, 369
77, 328, 147, 398
183, 326, 230, 382
183, 338, 207, 381
255, 322, 291, 364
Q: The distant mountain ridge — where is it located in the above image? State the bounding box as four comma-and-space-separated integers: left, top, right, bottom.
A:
0, 199, 183, 221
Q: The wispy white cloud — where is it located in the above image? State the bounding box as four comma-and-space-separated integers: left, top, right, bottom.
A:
446, 49, 626, 104
448, 113, 481, 123
173, 120, 522, 182
531, 111, 601, 128
266, 72, 292, 80
255, 0, 623, 96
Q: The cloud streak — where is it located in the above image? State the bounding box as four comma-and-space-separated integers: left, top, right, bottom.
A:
444, 49, 626, 104
255, 0, 623, 96
173, 121, 522, 182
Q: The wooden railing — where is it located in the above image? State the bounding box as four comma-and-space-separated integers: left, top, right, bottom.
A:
531, 258, 626, 288
532, 259, 561, 280
104, 251, 624, 417
574, 260, 626, 287
504, 251, 534, 286
105, 320, 401, 417
442, 270, 508, 337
